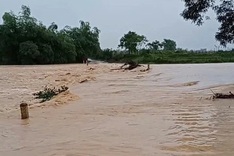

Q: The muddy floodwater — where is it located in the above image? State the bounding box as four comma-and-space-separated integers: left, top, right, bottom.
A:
1, 63, 234, 156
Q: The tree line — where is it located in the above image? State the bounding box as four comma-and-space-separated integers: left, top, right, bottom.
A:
0, 6, 178, 65
0, 6, 101, 65
118, 31, 177, 54
0, 3, 233, 65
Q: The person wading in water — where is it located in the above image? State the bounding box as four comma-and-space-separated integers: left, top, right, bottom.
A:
83, 57, 89, 66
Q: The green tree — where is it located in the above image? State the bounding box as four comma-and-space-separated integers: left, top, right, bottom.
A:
147, 40, 162, 51
181, 0, 234, 46
0, 5, 42, 64
51, 32, 76, 63
37, 44, 54, 64
162, 39, 177, 51
0, 11, 20, 64
19, 41, 40, 64
99, 48, 114, 61
48, 22, 58, 32
118, 31, 147, 54
62, 21, 101, 62
0, 5, 101, 65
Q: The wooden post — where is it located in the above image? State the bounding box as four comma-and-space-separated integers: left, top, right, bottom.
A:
20, 103, 29, 119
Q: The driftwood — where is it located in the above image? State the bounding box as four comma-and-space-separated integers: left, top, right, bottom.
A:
111, 61, 151, 72
79, 79, 88, 83
120, 61, 141, 70
211, 89, 234, 99
111, 61, 141, 71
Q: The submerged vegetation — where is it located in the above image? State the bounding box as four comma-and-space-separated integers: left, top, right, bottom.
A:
0, 5, 233, 65
33, 85, 69, 103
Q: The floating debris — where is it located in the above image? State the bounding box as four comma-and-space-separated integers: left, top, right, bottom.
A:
33, 85, 69, 103
211, 89, 234, 99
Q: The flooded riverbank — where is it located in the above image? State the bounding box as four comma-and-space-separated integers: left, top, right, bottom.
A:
1, 63, 234, 156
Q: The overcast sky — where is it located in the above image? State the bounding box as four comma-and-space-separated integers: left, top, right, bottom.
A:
0, 0, 233, 50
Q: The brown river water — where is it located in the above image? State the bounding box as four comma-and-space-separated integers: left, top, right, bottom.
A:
1, 63, 234, 156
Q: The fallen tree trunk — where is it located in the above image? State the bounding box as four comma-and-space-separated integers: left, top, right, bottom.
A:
111, 61, 150, 71
212, 91, 234, 99
121, 61, 141, 70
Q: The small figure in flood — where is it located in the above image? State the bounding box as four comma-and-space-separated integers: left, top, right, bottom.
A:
83, 57, 88, 66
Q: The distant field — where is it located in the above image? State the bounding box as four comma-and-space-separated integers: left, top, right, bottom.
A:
108, 51, 234, 64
